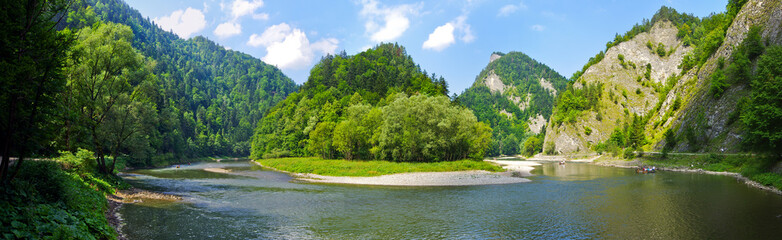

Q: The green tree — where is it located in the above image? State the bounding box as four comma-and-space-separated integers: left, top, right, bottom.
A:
522, 136, 543, 157
710, 68, 728, 98
662, 128, 677, 157
332, 103, 372, 160
378, 94, 491, 162
742, 46, 782, 157
501, 135, 519, 156
66, 22, 146, 173
0, 0, 72, 184
308, 122, 336, 159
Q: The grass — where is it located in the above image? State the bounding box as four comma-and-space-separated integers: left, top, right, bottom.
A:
255, 157, 504, 177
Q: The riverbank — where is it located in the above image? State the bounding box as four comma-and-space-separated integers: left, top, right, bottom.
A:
253, 159, 532, 186
105, 188, 183, 239
592, 155, 782, 195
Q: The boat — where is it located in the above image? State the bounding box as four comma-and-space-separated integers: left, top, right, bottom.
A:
636, 166, 656, 173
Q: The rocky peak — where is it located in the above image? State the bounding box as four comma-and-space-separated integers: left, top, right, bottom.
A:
490, 53, 502, 63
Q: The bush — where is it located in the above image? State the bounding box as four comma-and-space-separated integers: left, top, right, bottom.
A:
623, 148, 635, 159
672, 97, 681, 111
56, 149, 97, 174
522, 136, 543, 157
544, 142, 557, 155
657, 43, 667, 57
710, 68, 728, 98
751, 173, 782, 189
2, 160, 116, 239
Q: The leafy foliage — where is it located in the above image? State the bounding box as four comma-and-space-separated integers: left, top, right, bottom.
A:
709, 68, 728, 98
1, 160, 118, 240
1, 0, 72, 184
742, 46, 782, 156
551, 82, 603, 125
377, 94, 491, 162
522, 136, 543, 157
251, 44, 480, 162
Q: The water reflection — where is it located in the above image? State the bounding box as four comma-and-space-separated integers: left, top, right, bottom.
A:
120, 161, 782, 239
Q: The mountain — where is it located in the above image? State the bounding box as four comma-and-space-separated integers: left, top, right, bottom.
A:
250, 43, 453, 159
457, 52, 567, 156
543, 0, 782, 156
60, 0, 297, 166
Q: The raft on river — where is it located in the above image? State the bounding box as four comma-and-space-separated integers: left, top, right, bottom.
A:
636, 166, 657, 174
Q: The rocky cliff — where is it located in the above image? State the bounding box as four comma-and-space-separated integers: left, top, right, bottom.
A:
543, 0, 782, 155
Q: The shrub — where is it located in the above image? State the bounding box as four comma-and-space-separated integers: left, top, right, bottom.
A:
710, 68, 728, 98
584, 127, 593, 135
623, 148, 635, 159
56, 149, 97, 174
544, 142, 557, 155
751, 173, 782, 189
657, 43, 667, 57
672, 97, 681, 111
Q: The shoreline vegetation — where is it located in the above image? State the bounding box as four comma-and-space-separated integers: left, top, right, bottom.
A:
253, 158, 537, 186
255, 157, 504, 177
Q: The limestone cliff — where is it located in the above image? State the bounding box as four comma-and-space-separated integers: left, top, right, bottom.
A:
543, 0, 782, 155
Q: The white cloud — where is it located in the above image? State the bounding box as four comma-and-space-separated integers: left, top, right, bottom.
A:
422, 23, 455, 51
453, 15, 474, 43
203, 2, 209, 13
231, 0, 264, 19
531, 24, 545, 31
498, 2, 527, 17
422, 15, 474, 51
252, 13, 269, 20
154, 7, 207, 39
311, 38, 339, 54
247, 23, 339, 69
359, 0, 421, 43
214, 22, 242, 38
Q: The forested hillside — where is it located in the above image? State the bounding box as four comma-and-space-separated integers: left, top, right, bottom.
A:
457, 52, 567, 157
251, 44, 491, 161
56, 0, 296, 168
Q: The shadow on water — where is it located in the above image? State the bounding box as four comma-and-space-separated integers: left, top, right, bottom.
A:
120, 161, 782, 239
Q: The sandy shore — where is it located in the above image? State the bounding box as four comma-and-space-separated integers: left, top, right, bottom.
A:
204, 168, 231, 173
485, 160, 541, 177
105, 188, 182, 239
253, 161, 532, 186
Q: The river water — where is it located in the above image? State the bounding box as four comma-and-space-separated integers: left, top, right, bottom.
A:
120, 161, 782, 239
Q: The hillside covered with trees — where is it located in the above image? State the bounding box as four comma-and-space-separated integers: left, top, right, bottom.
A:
457, 52, 567, 157
251, 44, 491, 161
53, 0, 297, 168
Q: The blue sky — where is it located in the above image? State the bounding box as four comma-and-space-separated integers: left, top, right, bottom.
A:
125, 0, 727, 94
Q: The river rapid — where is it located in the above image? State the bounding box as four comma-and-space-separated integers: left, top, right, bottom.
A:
120, 160, 782, 239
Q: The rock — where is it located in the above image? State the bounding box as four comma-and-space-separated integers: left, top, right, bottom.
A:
483, 70, 505, 93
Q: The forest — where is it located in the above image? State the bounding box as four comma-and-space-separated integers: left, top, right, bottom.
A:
250, 43, 490, 162
50, 0, 296, 170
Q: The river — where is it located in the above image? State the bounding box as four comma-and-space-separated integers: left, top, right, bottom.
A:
120, 160, 782, 239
